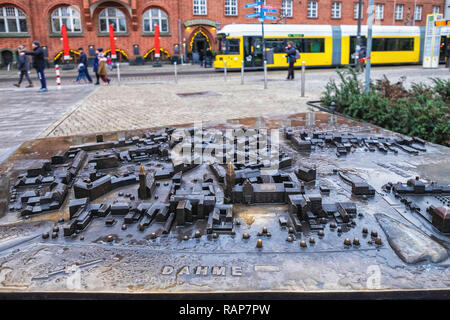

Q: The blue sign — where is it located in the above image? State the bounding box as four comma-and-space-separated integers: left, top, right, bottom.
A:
244, 1, 264, 8
261, 15, 277, 20
246, 13, 262, 18
261, 8, 277, 13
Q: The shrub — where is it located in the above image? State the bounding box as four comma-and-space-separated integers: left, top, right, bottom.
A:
321, 68, 450, 147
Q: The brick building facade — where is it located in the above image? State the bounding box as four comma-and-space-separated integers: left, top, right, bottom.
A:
0, 0, 445, 66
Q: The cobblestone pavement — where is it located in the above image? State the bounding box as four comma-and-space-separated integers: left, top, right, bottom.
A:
41, 77, 317, 137
0, 85, 97, 162
40, 65, 450, 138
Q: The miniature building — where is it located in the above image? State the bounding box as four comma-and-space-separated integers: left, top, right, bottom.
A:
296, 166, 316, 182
138, 164, 156, 200
431, 206, 450, 233
352, 182, 375, 196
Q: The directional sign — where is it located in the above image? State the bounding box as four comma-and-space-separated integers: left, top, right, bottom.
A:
261, 4, 277, 9
261, 15, 277, 20
246, 13, 262, 18
261, 8, 277, 13
244, 1, 264, 8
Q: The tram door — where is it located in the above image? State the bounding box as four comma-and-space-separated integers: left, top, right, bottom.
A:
349, 36, 367, 64
439, 36, 449, 64
244, 36, 264, 68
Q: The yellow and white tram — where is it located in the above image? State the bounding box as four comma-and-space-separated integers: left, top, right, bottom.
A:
213, 24, 437, 70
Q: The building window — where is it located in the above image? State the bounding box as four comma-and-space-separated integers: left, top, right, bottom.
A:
0, 6, 27, 33
331, 2, 341, 19
432, 6, 440, 14
307, 1, 318, 18
375, 4, 384, 20
414, 5, 422, 21
143, 8, 169, 32
51, 6, 81, 33
99, 8, 127, 33
193, 0, 207, 15
282, 0, 293, 17
395, 4, 403, 20
354, 2, 363, 19
254, 0, 266, 13
225, 0, 238, 16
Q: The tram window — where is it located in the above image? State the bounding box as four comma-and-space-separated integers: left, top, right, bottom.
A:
266, 39, 285, 53
289, 39, 303, 51
372, 38, 385, 51
303, 38, 325, 53
397, 38, 414, 51
373, 38, 414, 51
227, 39, 240, 54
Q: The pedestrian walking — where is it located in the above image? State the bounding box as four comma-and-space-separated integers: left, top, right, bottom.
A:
24, 41, 47, 92
78, 47, 92, 83
97, 51, 111, 85
75, 63, 88, 84
106, 54, 113, 71
285, 41, 298, 80
13, 45, 33, 88
358, 45, 367, 72
445, 43, 450, 69
205, 48, 213, 68
93, 48, 100, 85
199, 49, 205, 67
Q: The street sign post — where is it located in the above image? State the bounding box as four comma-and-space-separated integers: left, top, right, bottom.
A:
246, 13, 261, 18
261, 8, 277, 14
245, 1, 278, 66
244, 1, 264, 8
261, 15, 277, 20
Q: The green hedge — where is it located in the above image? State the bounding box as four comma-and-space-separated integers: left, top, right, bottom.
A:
321, 68, 450, 147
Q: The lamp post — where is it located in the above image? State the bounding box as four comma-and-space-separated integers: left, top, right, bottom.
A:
356, 0, 363, 72
365, 0, 375, 94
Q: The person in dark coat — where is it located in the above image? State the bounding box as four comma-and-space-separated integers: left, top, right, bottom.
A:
78, 47, 92, 83
445, 43, 450, 69
14, 45, 33, 88
25, 41, 47, 92
199, 49, 205, 67
93, 48, 100, 85
205, 48, 213, 68
285, 41, 297, 80
358, 45, 367, 72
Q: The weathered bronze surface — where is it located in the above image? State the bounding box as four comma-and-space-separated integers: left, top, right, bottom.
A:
0, 111, 449, 297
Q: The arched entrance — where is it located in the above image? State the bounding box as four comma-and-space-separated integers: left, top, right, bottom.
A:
189, 29, 212, 64
1, 50, 14, 67
53, 49, 80, 65
104, 48, 129, 62
144, 48, 171, 62
192, 31, 210, 54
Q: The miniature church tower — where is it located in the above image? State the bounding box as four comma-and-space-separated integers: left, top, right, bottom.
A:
138, 164, 155, 200
225, 162, 236, 202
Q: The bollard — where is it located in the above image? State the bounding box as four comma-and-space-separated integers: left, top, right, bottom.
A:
174, 61, 178, 84
7, 63, 11, 72
55, 64, 61, 89
301, 61, 305, 97
117, 62, 121, 86
224, 60, 227, 81
241, 60, 244, 85
264, 60, 268, 89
